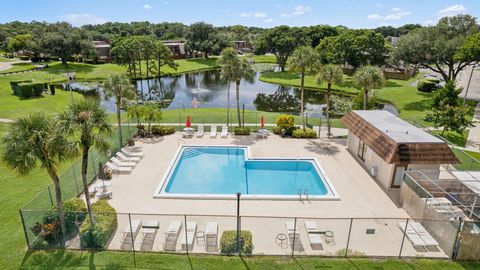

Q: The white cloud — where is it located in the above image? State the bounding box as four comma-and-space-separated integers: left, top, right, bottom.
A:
367, 14, 383, 20
240, 11, 267, 18
142, 4, 154, 10
263, 18, 274, 23
59, 14, 107, 26
391, 7, 402, 12
281, 5, 312, 18
376, 3, 382, 7
438, 5, 467, 16
384, 10, 411, 21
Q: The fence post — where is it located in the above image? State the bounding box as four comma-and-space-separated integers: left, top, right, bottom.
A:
184, 214, 189, 255
399, 218, 409, 258
345, 218, 353, 258
128, 213, 136, 262
72, 167, 80, 196
291, 217, 297, 258
236, 192, 241, 254
452, 218, 464, 260
47, 186, 54, 206
19, 209, 30, 249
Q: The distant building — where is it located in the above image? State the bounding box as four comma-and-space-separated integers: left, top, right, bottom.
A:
162, 40, 186, 59
92, 41, 111, 62
232, 41, 253, 53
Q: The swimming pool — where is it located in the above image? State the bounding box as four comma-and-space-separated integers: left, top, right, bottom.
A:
154, 146, 339, 200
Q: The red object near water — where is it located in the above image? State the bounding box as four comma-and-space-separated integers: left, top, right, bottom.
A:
261, 114, 264, 129
186, 116, 191, 128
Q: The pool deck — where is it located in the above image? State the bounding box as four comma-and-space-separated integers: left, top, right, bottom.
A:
89, 132, 449, 258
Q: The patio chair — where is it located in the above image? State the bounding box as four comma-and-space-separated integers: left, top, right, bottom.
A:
398, 222, 427, 251
304, 221, 323, 250
205, 222, 218, 253
140, 220, 159, 251
285, 221, 304, 252
196, 124, 204, 138
121, 220, 142, 249
221, 125, 228, 138
180, 221, 197, 251
410, 222, 439, 250
105, 161, 132, 174
163, 221, 183, 251
110, 157, 136, 168
88, 185, 97, 197
121, 147, 145, 158
95, 190, 112, 199
116, 152, 141, 163
210, 125, 217, 138
257, 129, 270, 139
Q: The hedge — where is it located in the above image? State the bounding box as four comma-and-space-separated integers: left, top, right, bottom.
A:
80, 200, 117, 248
42, 198, 87, 235
417, 79, 438, 92
292, 128, 317, 138
10, 79, 32, 95
151, 125, 176, 135
234, 127, 250, 135
220, 230, 253, 254
276, 114, 295, 130
16, 82, 46, 98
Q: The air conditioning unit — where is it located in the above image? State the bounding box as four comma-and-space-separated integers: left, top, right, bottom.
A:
370, 166, 378, 177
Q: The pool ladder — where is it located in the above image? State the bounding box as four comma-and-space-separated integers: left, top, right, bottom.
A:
298, 189, 309, 202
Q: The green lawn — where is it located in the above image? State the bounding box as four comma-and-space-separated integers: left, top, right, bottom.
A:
432, 130, 469, 147
19, 250, 480, 270
0, 57, 16, 62
250, 54, 277, 63
0, 62, 38, 74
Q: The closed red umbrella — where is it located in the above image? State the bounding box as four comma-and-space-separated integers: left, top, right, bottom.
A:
261, 114, 264, 129
186, 116, 191, 128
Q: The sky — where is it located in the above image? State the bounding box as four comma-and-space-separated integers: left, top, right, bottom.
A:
1, 0, 479, 28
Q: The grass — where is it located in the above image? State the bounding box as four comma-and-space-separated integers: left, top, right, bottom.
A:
432, 130, 469, 147
249, 54, 277, 63
19, 250, 480, 270
0, 57, 16, 62
0, 62, 38, 74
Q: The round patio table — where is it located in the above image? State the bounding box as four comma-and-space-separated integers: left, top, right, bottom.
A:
325, 231, 334, 244
276, 233, 288, 248
196, 231, 205, 245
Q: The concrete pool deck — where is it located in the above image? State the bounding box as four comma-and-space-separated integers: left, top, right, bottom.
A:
89, 132, 449, 257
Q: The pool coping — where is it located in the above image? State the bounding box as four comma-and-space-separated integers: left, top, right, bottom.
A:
153, 145, 340, 201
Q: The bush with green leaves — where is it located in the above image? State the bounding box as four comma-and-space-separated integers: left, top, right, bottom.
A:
292, 128, 317, 138
42, 198, 87, 235
352, 92, 380, 110
15, 82, 46, 98
275, 114, 295, 130
220, 230, 253, 254
10, 79, 32, 95
79, 200, 117, 248
234, 127, 250, 135
151, 125, 176, 135
417, 79, 438, 92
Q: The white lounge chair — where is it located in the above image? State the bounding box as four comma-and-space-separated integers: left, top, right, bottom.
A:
398, 222, 430, 251
164, 221, 182, 251
121, 220, 142, 249
205, 222, 218, 253
210, 125, 217, 138
121, 148, 145, 158
116, 152, 141, 163
88, 185, 97, 197
180, 221, 197, 251
285, 221, 304, 252
95, 190, 112, 199
221, 125, 228, 138
304, 221, 323, 250
105, 162, 132, 174
410, 222, 439, 249
196, 124, 204, 138
110, 157, 136, 168
140, 220, 159, 251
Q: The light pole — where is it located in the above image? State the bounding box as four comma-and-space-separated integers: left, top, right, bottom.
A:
463, 63, 479, 105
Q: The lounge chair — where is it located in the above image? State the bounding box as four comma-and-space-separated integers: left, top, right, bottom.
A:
95, 190, 112, 199
196, 124, 204, 138
398, 222, 430, 251
121, 148, 145, 158
116, 152, 141, 163
88, 185, 97, 197
121, 220, 142, 249
180, 221, 197, 251
304, 221, 323, 250
410, 222, 439, 249
111, 157, 136, 168
286, 221, 304, 252
205, 222, 218, 253
105, 162, 132, 174
140, 220, 159, 251
210, 125, 217, 138
257, 129, 270, 139
221, 125, 228, 138
164, 221, 182, 251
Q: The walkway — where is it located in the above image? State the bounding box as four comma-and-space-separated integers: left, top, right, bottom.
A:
0, 118, 14, 123
466, 103, 480, 150
457, 65, 480, 101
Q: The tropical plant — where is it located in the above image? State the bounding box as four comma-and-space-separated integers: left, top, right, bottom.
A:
232, 58, 255, 127
103, 75, 137, 148
218, 47, 239, 127
141, 104, 162, 133
57, 98, 112, 227
289, 46, 320, 129
317, 64, 343, 136
2, 114, 78, 246
353, 65, 384, 110
153, 41, 178, 77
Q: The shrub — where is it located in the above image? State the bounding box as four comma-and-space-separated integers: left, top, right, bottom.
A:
417, 79, 438, 92
234, 127, 250, 135
80, 200, 117, 248
220, 230, 253, 254
272, 126, 282, 134
32, 82, 45, 96
292, 128, 317, 138
151, 125, 176, 135
17, 82, 34, 98
42, 198, 87, 235
10, 79, 32, 95
425, 77, 441, 84
276, 114, 295, 130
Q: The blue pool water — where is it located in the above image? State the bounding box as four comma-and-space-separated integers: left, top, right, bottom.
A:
162, 147, 330, 196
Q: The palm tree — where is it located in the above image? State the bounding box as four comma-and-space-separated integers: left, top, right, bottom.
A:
317, 64, 344, 137
232, 58, 255, 127
103, 75, 137, 149
2, 114, 77, 246
218, 47, 240, 127
353, 66, 384, 110
57, 98, 112, 227
289, 46, 320, 130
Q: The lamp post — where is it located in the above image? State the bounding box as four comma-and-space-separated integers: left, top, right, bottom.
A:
236, 192, 241, 253
463, 63, 479, 105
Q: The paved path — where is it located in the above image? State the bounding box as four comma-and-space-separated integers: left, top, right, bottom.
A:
466, 103, 480, 150
0, 118, 14, 123
457, 65, 480, 101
